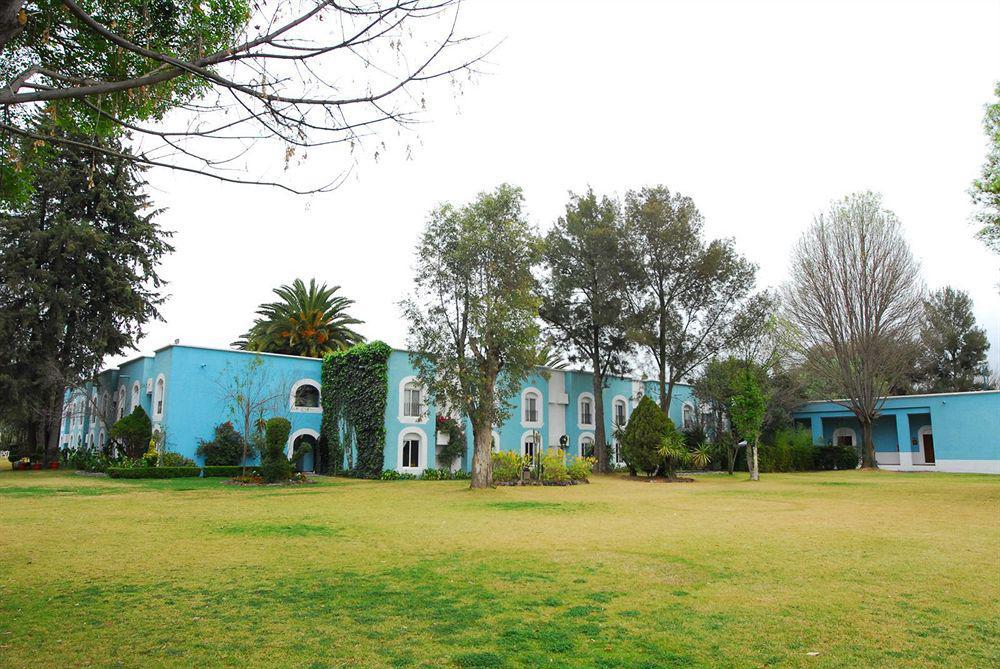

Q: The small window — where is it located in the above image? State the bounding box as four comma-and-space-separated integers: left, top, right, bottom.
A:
403, 383, 422, 418
581, 437, 595, 459
524, 393, 539, 423
402, 438, 420, 468
581, 399, 593, 426
614, 401, 627, 427
294, 383, 320, 408
131, 382, 140, 409
837, 434, 854, 447
154, 377, 165, 417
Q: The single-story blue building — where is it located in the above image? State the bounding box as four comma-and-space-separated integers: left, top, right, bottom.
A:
792, 391, 1000, 474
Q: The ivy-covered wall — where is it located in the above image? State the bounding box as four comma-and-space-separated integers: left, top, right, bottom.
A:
321, 341, 391, 478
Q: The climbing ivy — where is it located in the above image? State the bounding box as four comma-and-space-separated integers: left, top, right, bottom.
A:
321, 341, 391, 478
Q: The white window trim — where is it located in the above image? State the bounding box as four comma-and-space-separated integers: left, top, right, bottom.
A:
398, 376, 428, 424
397, 428, 428, 473
611, 395, 629, 429
117, 386, 127, 420
289, 378, 322, 413
577, 392, 595, 429
520, 387, 543, 428
521, 430, 541, 462
131, 381, 141, 410
152, 374, 166, 421
491, 429, 502, 452
916, 425, 934, 465
286, 427, 320, 461
832, 427, 857, 447
578, 431, 596, 458
682, 401, 696, 430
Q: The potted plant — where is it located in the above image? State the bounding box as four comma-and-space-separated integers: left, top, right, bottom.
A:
48, 461, 59, 469
31, 461, 42, 470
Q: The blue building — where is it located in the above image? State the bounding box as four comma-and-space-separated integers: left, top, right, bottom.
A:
792, 391, 1000, 474
60, 343, 697, 473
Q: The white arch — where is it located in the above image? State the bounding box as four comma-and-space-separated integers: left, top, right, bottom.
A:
131, 381, 141, 410
398, 376, 428, 424
152, 374, 166, 421
682, 401, 696, 430
491, 429, 502, 452
117, 385, 127, 419
520, 386, 543, 428
520, 430, 542, 463
287, 427, 321, 459
289, 378, 322, 413
832, 427, 857, 447
611, 395, 629, 428
916, 425, 934, 465
397, 428, 428, 472
578, 431, 596, 458
577, 392, 595, 429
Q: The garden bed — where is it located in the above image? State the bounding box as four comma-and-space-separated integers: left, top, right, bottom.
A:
495, 479, 589, 486
620, 474, 695, 483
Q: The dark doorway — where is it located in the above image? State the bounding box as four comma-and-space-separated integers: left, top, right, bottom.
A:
921, 432, 935, 464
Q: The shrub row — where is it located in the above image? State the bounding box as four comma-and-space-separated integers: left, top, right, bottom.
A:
107, 466, 202, 479
379, 468, 472, 481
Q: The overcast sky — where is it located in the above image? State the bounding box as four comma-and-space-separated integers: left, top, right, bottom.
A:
124, 0, 1000, 374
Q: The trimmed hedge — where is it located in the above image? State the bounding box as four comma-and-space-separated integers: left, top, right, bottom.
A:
107, 466, 202, 479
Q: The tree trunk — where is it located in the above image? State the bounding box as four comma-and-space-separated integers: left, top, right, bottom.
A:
658, 309, 668, 413
749, 438, 759, 481
0, 0, 25, 50
470, 418, 493, 489
859, 418, 876, 469
592, 363, 608, 473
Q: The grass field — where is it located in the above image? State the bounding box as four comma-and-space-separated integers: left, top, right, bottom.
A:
0, 470, 997, 668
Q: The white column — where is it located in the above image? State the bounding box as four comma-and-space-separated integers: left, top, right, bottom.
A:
896, 412, 913, 468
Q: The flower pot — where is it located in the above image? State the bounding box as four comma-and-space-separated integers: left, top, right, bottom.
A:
31, 462, 42, 470
49, 462, 59, 470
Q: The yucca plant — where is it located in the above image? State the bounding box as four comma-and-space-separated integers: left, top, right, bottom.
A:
658, 430, 689, 479
689, 442, 713, 470
233, 278, 364, 357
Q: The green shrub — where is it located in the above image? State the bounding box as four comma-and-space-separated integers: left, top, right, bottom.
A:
110, 406, 152, 459
260, 417, 293, 483
491, 451, 526, 483
621, 396, 671, 475
816, 444, 858, 471
380, 469, 416, 480
107, 466, 201, 479
158, 451, 196, 468
202, 465, 262, 478
567, 455, 594, 482
196, 422, 248, 466
760, 428, 816, 472
540, 449, 569, 483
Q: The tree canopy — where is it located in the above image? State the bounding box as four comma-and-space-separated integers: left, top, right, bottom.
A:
917, 286, 992, 392
401, 184, 541, 488
234, 278, 364, 358
971, 81, 1000, 254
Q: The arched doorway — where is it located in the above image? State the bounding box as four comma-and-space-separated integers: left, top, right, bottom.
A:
288, 430, 319, 472
918, 425, 935, 465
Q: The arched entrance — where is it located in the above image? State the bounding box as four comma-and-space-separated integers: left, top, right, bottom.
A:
287, 429, 319, 472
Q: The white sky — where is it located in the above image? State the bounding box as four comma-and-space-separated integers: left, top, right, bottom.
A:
124, 0, 1000, 373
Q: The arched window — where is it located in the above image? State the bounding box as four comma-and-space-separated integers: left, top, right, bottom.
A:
613, 398, 628, 427
131, 381, 141, 410
399, 377, 427, 423
152, 375, 166, 420
117, 387, 126, 419
491, 430, 501, 452
290, 379, 321, 412
580, 435, 595, 459
578, 393, 594, 428
521, 388, 542, 426
832, 427, 856, 448
522, 432, 539, 465
682, 403, 695, 430
398, 429, 426, 471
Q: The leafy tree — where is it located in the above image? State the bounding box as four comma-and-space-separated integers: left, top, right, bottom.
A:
401, 184, 541, 489
783, 192, 923, 468
731, 369, 766, 481
234, 278, 364, 357
110, 406, 152, 459
1, 0, 480, 197
0, 135, 172, 461
620, 395, 670, 476
540, 189, 637, 472
970, 82, 999, 254
917, 287, 992, 392
214, 355, 290, 473
260, 417, 293, 483
195, 421, 248, 466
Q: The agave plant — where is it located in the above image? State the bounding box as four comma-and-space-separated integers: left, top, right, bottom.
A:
658, 431, 690, 479
233, 278, 364, 357
689, 442, 713, 470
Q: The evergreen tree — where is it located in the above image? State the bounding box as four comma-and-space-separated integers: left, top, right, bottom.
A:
917, 287, 992, 392
620, 396, 671, 476
0, 135, 172, 460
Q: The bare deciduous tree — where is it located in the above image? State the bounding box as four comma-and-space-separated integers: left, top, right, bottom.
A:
1, 0, 486, 194
215, 355, 291, 471
783, 192, 923, 468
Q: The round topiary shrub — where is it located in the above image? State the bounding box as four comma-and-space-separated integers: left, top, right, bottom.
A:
260, 417, 293, 483
621, 395, 671, 475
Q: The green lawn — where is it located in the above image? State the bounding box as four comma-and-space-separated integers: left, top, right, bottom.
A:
0, 470, 997, 668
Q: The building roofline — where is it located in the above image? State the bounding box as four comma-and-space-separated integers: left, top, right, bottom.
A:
152, 342, 324, 361
797, 389, 1000, 406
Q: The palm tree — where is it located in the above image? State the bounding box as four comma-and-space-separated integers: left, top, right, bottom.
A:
233, 279, 364, 357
